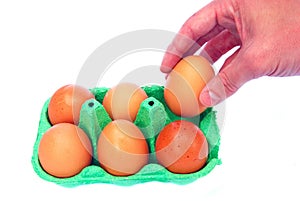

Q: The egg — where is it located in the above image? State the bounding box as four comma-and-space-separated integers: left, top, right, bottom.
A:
102, 83, 148, 122
48, 84, 95, 125
164, 55, 215, 117
97, 120, 149, 176
155, 120, 208, 174
38, 123, 92, 178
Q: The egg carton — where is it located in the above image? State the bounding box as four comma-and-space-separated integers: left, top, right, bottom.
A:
32, 85, 221, 187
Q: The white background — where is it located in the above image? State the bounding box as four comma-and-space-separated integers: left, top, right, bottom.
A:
1, 0, 300, 200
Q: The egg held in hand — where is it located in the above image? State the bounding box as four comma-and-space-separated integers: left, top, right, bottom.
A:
97, 120, 149, 176
48, 84, 95, 125
38, 123, 93, 178
155, 120, 208, 174
164, 55, 215, 117
102, 83, 148, 122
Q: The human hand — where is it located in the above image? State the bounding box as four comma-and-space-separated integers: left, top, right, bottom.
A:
161, 0, 300, 106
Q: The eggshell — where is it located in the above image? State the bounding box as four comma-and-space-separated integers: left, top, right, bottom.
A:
164, 55, 215, 117
155, 120, 208, 174
97, 120, 149, 176
48, 84, 95, 125
102, 83, 148, 122
38, 123, 92, 178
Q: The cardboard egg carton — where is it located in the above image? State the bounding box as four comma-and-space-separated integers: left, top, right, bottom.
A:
32, 85, 221, 187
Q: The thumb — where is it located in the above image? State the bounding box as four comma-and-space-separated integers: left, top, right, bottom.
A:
200, 51, 255, 106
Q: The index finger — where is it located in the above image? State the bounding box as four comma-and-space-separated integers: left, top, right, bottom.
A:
161, 1, 222, 73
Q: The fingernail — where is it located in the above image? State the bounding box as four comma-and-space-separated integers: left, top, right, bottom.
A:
160, 65, 172, 73
161, 52, 182, 73
200, 88, 221, 107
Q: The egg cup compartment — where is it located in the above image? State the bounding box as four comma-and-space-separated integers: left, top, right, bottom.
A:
32, 85, 221, 187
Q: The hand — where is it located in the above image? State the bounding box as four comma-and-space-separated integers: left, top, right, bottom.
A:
161, 0, 300, 106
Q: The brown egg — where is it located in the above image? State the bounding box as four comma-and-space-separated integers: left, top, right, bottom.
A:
38, 123, 92, 178
164, 55, 215, 117
97, 120, 149, 176
155, 120, 208, 174
48, 84, 95, 125
102, 83, 148, 122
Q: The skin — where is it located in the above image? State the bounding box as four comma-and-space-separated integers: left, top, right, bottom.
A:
161, 0, 300, 106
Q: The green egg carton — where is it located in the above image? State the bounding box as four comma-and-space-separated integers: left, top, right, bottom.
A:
32, 85, 221, 187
